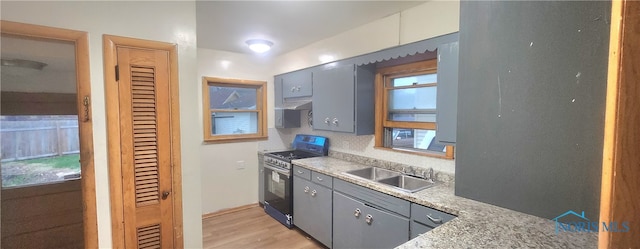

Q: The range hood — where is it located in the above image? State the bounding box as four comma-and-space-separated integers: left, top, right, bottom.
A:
278, 99, 312, 110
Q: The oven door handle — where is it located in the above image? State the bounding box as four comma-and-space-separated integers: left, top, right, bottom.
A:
264, 164, 291, 176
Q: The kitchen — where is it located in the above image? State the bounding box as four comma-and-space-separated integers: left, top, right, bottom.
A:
0, 1, 637, 249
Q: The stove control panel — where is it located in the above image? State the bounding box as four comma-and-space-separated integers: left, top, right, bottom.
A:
292, 134, 329, 156
264, 156, 291, 170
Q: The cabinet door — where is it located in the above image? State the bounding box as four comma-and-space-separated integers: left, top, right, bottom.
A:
258, 157, 264, 204
275, 109, 301, 128
436, 41, 459, 144
313, 64, 355, 133
333, 191, 365, 248
333, 192, 409, 249
294, 177, 332, 247
410, 221, 433, 240
294, 176, 313, 235
282, 72, 312, 98
310, 183, 333, 247
275, 109, 284, 128
274, 75, 283, 107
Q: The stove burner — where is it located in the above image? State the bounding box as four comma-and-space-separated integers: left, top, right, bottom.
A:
272, 152, 297, 160
267, 150, 317, 161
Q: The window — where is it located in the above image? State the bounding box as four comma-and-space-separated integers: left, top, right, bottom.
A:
202, 77, 267, 142
374, 59, 454, 159
1, 115, 81, 188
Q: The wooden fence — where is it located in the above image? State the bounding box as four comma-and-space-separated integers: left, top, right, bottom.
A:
1, 119, 79, 162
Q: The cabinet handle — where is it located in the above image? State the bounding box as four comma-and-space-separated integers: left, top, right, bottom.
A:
296, 86, 301, 92
354, 208, 361, 218
332, 118, 339, 126
304, 186, 309, 193
365, 214, 373, 225
297, 170, 303, 174
324, 117, 330, 124
316, 176, 323, 181
311, 189, 317, 197
291, 86, 297, 92
426, 214, 443, 224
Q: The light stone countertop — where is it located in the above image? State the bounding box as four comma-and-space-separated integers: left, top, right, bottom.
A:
291, 156, 597, 249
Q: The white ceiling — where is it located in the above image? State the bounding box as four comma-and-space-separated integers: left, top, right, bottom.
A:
196, 1, 426, 55
0, 1, 426, 93
1, 35, 76, 93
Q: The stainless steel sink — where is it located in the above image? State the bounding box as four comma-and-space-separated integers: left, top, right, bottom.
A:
345, 167, 401, 181
377, 175, 436, 193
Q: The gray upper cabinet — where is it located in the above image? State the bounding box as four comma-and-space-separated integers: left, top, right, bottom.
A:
274, 75, 284, 106
312, 64, 375, 134
274, 75, 302, 128
436, 41, 459, 145
282, 71, 312, 99
275, 109, 300, 128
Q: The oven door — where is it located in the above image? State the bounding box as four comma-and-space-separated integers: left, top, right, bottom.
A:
263, 164, 292, 215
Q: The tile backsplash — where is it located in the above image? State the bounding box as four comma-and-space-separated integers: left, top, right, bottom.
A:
260, 110, 456, 175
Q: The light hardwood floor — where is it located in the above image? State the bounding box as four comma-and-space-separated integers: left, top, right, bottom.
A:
203, 205, 325, 249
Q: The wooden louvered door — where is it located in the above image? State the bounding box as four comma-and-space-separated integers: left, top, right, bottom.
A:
117, 47, 173, 249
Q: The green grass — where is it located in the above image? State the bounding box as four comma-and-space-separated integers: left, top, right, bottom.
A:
1, 154, 81, 188
17, 154, 80, 170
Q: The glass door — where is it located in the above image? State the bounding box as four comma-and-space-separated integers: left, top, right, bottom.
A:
263, 164, 291, 215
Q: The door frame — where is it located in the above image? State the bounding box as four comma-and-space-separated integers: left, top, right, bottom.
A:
599, 0, 640, 248
0, 20, 98, 248
103, 35, 184, 248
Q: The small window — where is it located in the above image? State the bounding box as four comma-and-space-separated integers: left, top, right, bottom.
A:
375, 59, 454, 159
202, 77, 267, 143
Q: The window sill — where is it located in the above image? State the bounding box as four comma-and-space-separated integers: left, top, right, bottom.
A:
203, 135, 268, 144
373, 146, 454, 160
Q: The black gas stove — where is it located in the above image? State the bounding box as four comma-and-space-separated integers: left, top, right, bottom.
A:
263, 134, 329, 228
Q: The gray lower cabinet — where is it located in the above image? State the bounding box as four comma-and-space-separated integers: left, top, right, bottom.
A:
409, 203, 456, 239
312, 63, 375, 135
333, 191, 409, 249
290, 168, 454, 247
293, 167, 332, 247
258, 154, 264, 205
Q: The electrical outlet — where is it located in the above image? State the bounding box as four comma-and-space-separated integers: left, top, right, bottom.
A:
236, 160, 245, 170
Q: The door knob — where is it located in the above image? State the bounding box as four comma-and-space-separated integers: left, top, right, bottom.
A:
162, 191, 171, 200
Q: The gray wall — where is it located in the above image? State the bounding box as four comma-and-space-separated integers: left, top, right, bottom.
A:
455, 1, 610, 220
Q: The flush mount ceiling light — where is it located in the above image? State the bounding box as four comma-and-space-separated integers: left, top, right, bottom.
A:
245, 39, 273, 53
1, 58, 48, 70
